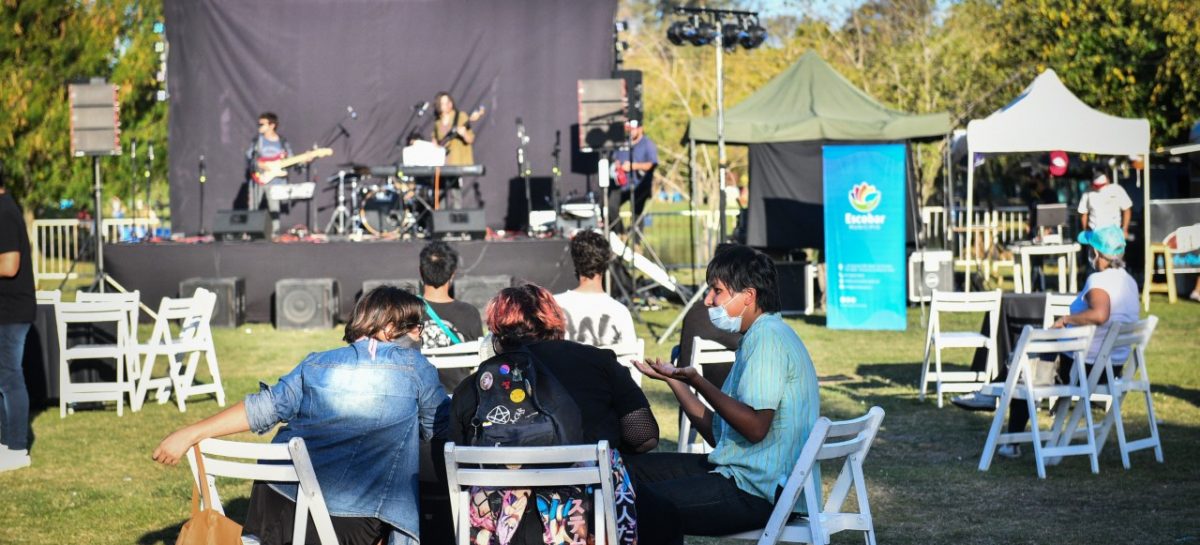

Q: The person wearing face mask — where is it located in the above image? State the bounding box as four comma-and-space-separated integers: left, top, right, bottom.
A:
151, 286, 449, 545
627, 244, 820, 538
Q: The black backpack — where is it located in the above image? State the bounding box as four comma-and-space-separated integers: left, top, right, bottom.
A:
469, 348, 583, 448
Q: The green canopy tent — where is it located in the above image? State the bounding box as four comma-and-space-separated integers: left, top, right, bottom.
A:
686, 51, 951, 249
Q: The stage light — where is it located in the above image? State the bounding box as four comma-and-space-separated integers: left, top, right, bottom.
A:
614, 20, 629, 33
740, 18, 767, 49
690, 20, 718, 46
722, 22, 745, 50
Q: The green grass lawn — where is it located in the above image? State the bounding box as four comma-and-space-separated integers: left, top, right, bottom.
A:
3, 297, 1198, 544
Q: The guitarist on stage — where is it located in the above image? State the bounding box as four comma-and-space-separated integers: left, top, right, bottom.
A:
430, 92, 484, 209
246, 112, 294, 233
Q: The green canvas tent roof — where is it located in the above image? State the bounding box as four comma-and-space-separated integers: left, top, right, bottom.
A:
688, 51, 951, 143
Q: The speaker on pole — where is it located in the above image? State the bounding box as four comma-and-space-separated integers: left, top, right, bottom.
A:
577, 79, 628, 153
611, 69, 643, 123
275, 279, 339, 330
69, 81, 121, 157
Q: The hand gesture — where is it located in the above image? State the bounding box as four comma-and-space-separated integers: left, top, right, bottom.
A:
469, 106, 486, 123
631, 357, 696, 383
1051, 316, 1068, 329
151, 429, 195, 466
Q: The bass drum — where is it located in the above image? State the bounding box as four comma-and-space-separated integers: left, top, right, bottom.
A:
359, 185, 404, 235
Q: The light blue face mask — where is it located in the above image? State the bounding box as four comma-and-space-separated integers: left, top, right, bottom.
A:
708, 293, 745, 333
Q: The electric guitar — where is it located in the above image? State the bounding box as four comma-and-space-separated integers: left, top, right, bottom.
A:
252, 147, 334, 185
436, 107, 487, 147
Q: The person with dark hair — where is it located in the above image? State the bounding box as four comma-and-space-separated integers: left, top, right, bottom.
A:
450, 284, 670, 544
418, 241, 484, 390
152, 286, 448, 545
554, 230, 636, 347
0, 169, 35, 473
628, 244, 820, 538
245, 112, 295, 233
431, 92, 484, 209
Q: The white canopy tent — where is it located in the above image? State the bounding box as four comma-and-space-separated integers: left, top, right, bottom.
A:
963, 69, 1152, 307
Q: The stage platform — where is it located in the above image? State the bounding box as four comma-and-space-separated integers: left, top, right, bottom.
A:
105, 238, 575, 323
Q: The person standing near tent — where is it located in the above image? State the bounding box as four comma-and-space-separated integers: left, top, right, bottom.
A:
1078, 169, 1132, 237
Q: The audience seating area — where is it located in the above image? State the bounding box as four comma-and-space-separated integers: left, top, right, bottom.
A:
919, 290, 1002, 408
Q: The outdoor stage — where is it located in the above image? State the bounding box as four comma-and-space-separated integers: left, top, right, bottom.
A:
104, 238, 576, 323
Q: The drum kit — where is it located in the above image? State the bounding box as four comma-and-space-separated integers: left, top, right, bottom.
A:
324, 164, 435, 238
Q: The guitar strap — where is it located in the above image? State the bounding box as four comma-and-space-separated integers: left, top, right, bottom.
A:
422, 298, 463, 345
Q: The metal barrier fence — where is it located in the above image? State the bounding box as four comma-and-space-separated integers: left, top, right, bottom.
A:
30, 218, 161, 282
633, 208, 739, 270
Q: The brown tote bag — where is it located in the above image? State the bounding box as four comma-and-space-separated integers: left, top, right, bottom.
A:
176, 444, 243, 545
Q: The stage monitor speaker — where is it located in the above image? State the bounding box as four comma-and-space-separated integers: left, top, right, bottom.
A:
432, 209, 487, 240
180, 277, 245, 328
776, 261, 819, 315
453, 275, 513, 314
275, 278, 338, 330
212, 209, 272, 241
69, 81, 121, 156
908, 250, 954, 303
611, 69, 643, 123
577, 78, 627, 152
361, 279, 421, 298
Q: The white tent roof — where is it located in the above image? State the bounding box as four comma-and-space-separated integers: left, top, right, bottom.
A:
967, 69, 1150, 155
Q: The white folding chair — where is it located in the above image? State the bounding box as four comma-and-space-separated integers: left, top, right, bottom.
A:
55, 301, 137, 417
36, 290, 61, 305
138, 288, 226, 412
1058, 317, 1161, 469
75, 290, 142, 401
186, 437, 339, 545
1041, 293, 1076, 328
978, 324, 1098, 478
600, 338, 645, 386
723, 406, 885, 545
422, 338, 483, 374
443, 441, 617, 545
677, 337, 734, 454
919, 290, 1002, 408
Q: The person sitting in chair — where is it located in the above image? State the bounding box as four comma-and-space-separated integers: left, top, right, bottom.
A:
418, 241, 484, 391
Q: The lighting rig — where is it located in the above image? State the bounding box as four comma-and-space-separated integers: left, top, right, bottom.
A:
664, 6, 765, 241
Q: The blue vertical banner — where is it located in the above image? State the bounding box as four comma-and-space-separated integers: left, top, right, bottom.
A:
822, 144, 907, 330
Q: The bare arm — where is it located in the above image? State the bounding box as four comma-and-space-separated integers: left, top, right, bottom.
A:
151, 401, 252, 466
1079, 213, 1089, 231
634, 358, 775, 445
0, 251, 18, 278
1121, 208, 1132, 236
1053, 288, 1111, 328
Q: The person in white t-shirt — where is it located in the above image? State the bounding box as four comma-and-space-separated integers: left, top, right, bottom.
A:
1077, 170, 1133, 236
555, 230, 637, 347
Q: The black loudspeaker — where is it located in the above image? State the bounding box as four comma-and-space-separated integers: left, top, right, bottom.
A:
577, 79, 627, 152
432, 209, 487, 240
275, 278, 339, 330
361, 279, 421, 298
775, 261, 813, 314
69, 81, 121, 156
180, 277, 245, 327
908, 250, 954, 303
612, 69, 643, 123
453, 275, 513, 314
212, 209, 272, 240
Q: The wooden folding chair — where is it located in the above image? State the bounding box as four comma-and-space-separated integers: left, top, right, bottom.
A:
919, 290, 1002, 407
186, 437, 339, 545
443, 441, 617, 545
723, 406, 886, 545
1058, 317, 1161, 469
137, 288, 225, 412
978, 324, 1098, 478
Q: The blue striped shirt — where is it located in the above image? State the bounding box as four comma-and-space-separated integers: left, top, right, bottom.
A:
708, 313, 820, 505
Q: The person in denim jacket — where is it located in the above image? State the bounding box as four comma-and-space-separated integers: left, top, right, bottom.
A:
153, 286, 449, 545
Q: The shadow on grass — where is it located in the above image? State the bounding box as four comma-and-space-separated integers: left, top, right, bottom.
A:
1156, 384, 1200, 410
855, 361, 926, 387
138, 497, 250, 545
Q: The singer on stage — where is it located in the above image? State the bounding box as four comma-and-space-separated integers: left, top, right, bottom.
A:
246, 112, 294, 233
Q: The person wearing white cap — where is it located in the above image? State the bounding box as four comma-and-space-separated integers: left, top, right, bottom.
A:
1077, 168, 1132, 237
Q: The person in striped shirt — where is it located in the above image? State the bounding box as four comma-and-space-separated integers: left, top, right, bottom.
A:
630, 244, 820, 538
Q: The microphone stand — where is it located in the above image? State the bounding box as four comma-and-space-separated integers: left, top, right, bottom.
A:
551, 129, 562, 236
198, 155, 208, 235
144, 143, 154, 240
390, 103, 429, 161
516, 118, 533, 234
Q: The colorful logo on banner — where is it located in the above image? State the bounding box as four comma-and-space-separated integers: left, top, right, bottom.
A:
823, 144, 907, 331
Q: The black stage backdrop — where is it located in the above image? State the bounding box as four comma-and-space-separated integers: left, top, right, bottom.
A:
165, 0, 616, 234
748, 141, 916, 249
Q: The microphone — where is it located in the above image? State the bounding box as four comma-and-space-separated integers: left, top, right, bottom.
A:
199, 155, 206, 184
347, 105, 357, 120
414, 101, 430, 116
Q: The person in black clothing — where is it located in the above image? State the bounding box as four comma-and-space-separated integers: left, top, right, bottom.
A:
418, 241, 484, 391
449, 284, 678, 545
0, 168, 35, 473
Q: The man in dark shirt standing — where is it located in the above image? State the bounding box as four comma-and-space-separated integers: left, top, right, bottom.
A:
418, 241, 483, 391
0, 168, 35, 472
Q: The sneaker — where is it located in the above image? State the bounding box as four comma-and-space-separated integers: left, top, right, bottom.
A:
0, 449, 31, 473
951, 392, 998, 411
996, 444, 1022, 459
1190, 292, 1200, 303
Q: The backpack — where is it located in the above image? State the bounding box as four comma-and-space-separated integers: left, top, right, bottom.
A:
469, 347, 583, 448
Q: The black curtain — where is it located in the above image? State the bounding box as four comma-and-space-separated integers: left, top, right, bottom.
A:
165, 0, 616, 233
747, 141, 915, 250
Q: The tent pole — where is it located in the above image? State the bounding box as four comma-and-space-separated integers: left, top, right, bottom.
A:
689, 137, 698, 272
1142, 153, 1151, 311
964, 146, 974, 292
715, 33, 728, 244
943, 134, 951, 248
